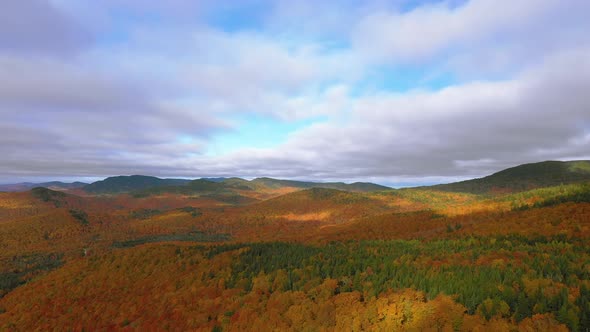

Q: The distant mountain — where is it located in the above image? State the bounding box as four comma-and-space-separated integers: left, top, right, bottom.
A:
201, 177, 228, 183
125, 176, 389, 200
132, 176, 389, 196
0, 181, 87, 192
347, 182, 392, 192
83, 175, 191, 194
220, 177, 260, 190
40, 181, 88, 190
431, 160, 590, 194
130, 178, 259, 205
250, 177, 390, 192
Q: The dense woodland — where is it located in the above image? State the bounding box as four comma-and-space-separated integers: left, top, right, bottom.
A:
1, 161, 590, 331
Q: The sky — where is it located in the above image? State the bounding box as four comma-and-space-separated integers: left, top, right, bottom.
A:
1, 0, 590, 186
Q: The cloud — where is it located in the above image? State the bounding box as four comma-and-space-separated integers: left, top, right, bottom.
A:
0, 56, 146, 111
0, 0, 92, 56
1, 0, 590, 184
196, 49, 590, 182
113, 26, 363, 120
351, 0, 567, 63
0, 35, 228, 182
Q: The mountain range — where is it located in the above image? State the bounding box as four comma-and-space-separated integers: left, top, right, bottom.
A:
3, 160, 588, 197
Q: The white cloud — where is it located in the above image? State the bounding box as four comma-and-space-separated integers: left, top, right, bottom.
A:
352, 0, 565, 63
2, 0, 590, 183
196, 49, 590, 181
0, 0, 92, 55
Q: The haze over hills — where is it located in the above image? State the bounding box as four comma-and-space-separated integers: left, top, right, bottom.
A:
4, 161, 590, 197
250, 177, 390, 192
429, 160, 590, 194
0, 181, 88, 192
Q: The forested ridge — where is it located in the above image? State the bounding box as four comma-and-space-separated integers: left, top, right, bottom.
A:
431, 160, 590, 194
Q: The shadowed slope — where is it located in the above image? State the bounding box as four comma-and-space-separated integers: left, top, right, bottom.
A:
84, 175, 191, 194
430, 160, 590, 194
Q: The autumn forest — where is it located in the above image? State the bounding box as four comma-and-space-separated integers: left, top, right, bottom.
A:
1, 160, 590, 331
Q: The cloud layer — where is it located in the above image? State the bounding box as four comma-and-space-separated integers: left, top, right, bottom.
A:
1, 0, 589, 185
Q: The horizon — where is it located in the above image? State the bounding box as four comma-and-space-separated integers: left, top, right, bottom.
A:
3, 158, 589, 189
2, 1, 590, 185
0, 174, 445, 189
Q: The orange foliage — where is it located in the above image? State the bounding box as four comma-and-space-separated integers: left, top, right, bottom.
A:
0, 184, 588, 331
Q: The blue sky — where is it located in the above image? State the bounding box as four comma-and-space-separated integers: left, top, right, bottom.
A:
1, 0, 589, 186
205, 115, 325, 156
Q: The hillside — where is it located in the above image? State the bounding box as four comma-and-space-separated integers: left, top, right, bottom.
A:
83, 175, 191, 194
431, 160, 590, 194
246, 187, 378, 216
132, 179, 259, 205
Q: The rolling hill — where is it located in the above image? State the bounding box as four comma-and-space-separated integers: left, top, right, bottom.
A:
430, 160, 590, 194
86, 175, 390, 197
131, 178, 247, 195
131, 179, 260, 205
83, 175, 191, 194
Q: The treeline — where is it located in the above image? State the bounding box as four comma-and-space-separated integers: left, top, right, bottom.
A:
112, 231, 230, 248
205, 236, 590, 331
510, 183, 590, 211
2, 238, 586, 331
